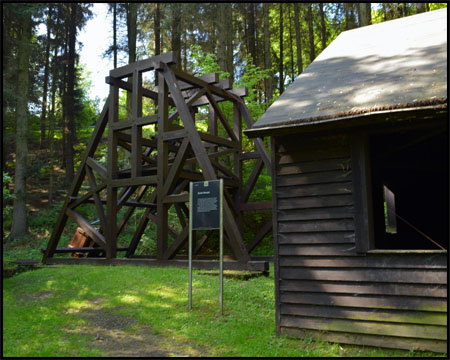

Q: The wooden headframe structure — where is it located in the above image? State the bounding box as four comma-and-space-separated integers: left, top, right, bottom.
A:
42, 52, 271, 271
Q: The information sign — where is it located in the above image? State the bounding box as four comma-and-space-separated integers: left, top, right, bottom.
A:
192, 180, 221, 229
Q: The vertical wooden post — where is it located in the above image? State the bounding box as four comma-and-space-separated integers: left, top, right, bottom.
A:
131, 67, 143, 178
270, 136, 281, 335
157, 68, 169, 260
233, 103, 243, 231
351, 133, 374, 253
106, 80, 119, 259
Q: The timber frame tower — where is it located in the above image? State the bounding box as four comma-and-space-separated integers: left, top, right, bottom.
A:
42, 52, 272, 271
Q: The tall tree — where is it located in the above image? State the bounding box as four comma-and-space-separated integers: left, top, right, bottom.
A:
358, 3, 372, 26
307, 3, 315, 63
62, 3, 78, 183
279, 3, 284, 94
126, 3, 137, 118
40, 5, 53, 149
112, 3, 117, 68
216, 3, 227, 73
288, 4, 295, 82
293, 3, 303, 75
10, 6, 33, 240
170, 3, 182, 68
247, 3, 256, 64
263, 3, 272, 102
319, 3, 327, 50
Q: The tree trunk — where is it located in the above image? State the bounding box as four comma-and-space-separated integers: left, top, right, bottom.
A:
126, 3, 137, 118
288, 4, 295, 82
226, 3, 234, 83
279, 3, 284, 94
415, 3, 425, 13
248, 3, 256, 64
263, 3, 272, 102
10, 9, 32, 240
217, 3, 227, 73
358, 3, 372, 26
171, 3, 181, 68
294, 3, 303, 75
113, 3, 117, 69
307, 3, 315, 63
345, 3, 357, 29
319, 3, 326, 50
64, 2, 77, 184
40, 5, 52, 149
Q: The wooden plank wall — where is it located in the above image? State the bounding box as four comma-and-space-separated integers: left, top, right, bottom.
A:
273, 134, 447, 353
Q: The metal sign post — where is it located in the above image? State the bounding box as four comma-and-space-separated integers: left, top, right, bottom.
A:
188, 179, 223, 314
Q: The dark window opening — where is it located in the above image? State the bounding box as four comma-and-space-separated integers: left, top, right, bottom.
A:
370, 126, 448, 250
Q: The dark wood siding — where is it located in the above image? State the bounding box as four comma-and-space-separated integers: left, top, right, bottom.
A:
274, 134, 447, 353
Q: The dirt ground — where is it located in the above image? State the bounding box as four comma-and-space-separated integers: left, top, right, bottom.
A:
66, 298, 209, 357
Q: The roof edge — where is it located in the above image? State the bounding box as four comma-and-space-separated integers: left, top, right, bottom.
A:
245, 103, 448, 138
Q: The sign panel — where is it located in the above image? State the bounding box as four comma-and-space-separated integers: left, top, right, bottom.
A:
191, 180, 221, 230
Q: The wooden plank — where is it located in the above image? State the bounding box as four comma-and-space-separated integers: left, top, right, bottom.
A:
278, 232, 355, 244
278, 194, 354, 210
278, 206, 354, 221
278, 243, 358, 256
279, 253, 448, 269
279, 316, 447, 340
279, 279, 448, 298
210, 158, 239, 180
280, 303, 447, 326
193, 230, 214, 256
278, 219, 355, 233
65, 208, 107, 250
162, 129, 187, 141
277, 158, 351, 176
53, 247, 128, 253
240, 152, 260, 160
277, 182, 353, 198
280, 327, 447, 353
198, 131, 239, 149
110, 176, 158, 188
109, 52, 177, 78
163, 193, 189, 203
277, 170, 353, 187
86, 157, 107, 180
118, 186, 150, 236
351, 133, 374, 253
246, 219, 272, 253
279, 267, 448, 285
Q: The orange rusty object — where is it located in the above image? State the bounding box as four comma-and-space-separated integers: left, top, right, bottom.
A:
68, 227, 93, 258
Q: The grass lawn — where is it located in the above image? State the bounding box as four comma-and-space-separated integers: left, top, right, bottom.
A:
2, 264, 446, 357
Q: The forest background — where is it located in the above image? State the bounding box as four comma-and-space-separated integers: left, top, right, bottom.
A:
2, 3, 447, 260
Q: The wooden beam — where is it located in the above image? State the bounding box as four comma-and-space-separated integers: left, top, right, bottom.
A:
43, 98, 110, 261
68, 182, 107, 209
109, 52, 177, 79
86, 157, 107, 180
66, 208, 107, 250
86, 166, 107, 233
163, 63, 250, 262
241, 158, 264, 203
164, 226, 189, 259
205, 90, 238, 142
246, 219, 272, 253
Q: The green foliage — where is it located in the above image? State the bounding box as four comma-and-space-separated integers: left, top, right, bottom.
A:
189, 44, 229, 80
3, 172, 15, 201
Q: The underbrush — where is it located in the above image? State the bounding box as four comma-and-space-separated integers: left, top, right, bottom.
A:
3, 265, 445, 357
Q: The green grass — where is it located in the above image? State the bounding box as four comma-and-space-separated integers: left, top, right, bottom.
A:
3, 264, 445, 357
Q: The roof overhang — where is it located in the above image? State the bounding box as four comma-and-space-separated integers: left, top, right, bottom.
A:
245, 104, 448, 138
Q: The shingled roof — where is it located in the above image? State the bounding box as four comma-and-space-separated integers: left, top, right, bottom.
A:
246, 8, 447, 137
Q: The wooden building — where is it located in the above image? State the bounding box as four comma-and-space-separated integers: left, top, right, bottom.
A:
245, 9, 447, 353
